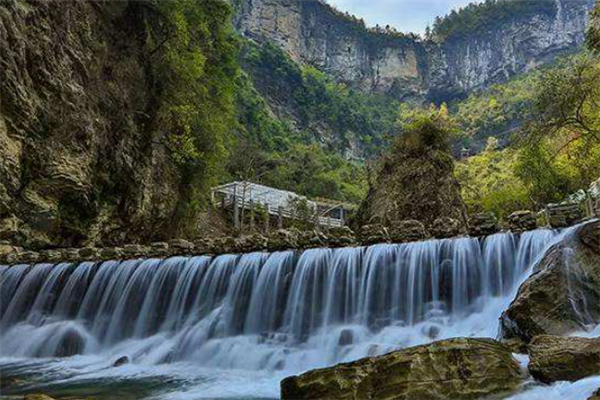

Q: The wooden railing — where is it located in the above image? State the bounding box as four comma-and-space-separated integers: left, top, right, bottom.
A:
215, 195, 344, 228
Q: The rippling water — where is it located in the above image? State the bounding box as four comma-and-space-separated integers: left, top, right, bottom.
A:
2, 228, 591, 399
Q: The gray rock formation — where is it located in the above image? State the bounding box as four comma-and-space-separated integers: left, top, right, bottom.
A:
280, 337, 522, 400
500, 220, 600, 343
0, 1, 182, 248
235, 0, 594, 100
528, 335, 600, 383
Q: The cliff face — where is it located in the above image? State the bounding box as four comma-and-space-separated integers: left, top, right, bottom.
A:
235, 0, 595, 100
0, 1, 181, 248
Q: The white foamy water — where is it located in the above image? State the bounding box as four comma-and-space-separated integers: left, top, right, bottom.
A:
1, 228, 588, 399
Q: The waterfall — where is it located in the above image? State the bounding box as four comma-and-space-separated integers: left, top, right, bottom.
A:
0, 229, 560, 398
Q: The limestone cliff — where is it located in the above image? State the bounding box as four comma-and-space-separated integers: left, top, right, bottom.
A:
0, 1, 181, 248
235, 0, 595, 100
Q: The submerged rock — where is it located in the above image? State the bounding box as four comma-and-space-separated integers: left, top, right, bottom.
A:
113, 355, 130, 367
280, 338, 522, 400
25, 395, 56, 400
528, 335, 600, 383
500, 220, 600, 343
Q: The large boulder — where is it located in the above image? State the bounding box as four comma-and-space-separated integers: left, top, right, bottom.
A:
528, 335, 600, 383
388, 219, 430, 243
280, 338, 522, 400
500, 220, 600, 343
354, 140, 468, 232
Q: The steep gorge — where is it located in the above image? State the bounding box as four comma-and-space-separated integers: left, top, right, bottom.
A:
235, 0, 594, 101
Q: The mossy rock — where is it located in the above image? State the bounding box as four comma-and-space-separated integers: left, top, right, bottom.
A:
281, 337, 522, 400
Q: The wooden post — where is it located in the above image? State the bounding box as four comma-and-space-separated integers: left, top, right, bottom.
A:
340, 207, 345, 227
233, 185, 240, 231
249, 200, 255, 231
264, 204, 270, 233
278, 206, 284, 229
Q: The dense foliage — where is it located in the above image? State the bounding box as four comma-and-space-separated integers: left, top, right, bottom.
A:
451, 71, 540, 151
227, 41, 403, 204
587, 1, 600, 52
151, 0, 238, 231
241, 42, 398, 155
432, 0, 556, 41
515, 53, 600, 206
455, 139, 529, 219
455, 52, 600, 216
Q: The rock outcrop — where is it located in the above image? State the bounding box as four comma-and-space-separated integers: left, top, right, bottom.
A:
528, 335, 600, 383
280, 337, 522, 400
0, 1, 182, 249
235, 0, 594, 100
355, 144, 468, 231
500, 220, 600, 343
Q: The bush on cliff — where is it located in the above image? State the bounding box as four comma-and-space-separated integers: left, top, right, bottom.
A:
354, 104, 468, 228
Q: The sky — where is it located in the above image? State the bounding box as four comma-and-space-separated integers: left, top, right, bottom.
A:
326, 0, 482, 35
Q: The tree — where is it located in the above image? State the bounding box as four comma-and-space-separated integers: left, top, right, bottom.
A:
515, 53, 600, 205
587, 1, 600, 53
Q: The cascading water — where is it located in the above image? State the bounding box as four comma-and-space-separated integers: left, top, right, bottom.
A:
0, 228, 588, 399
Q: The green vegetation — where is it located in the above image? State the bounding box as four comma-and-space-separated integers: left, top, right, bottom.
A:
455, 52, 600, 217
451, 71, 540, 151
587, 2, 600, 52
515, 53, 600, 206
432, 0, 556, 41
455, 139, 529, 219
241, 41, 398, 155
395, 103, 455, 154
227, 40, 400, 204
150, 0, 238, 232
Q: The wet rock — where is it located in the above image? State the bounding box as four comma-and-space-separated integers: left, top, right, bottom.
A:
99, 247, 123, 260
337, 329, 354, 346
193, 238, 213, 254
297, 230, 327, 249
123, 244, 146, 257
53, 328, 86, 357
359, 224, 390, 245
326, 226, 357, 247
78, 247, 98, 260
546, 203, 584, 228
0, 216, 21, 240
528, 335, 600, 383
150, 242, 170, 258
430, 217, 463, 239
39, 249, 62, 263
281, 338, 522, 400
468, 212, 499, 237
0, 241, 22, 263
267, 229, 299, 252
168, 238, 195, 253
20, 251, 40, 264
507, 210, 537, 233
237, 233, 269, 253
61, 248, 80, 262
588, 388, 600, 400
388, 219, 429, 243
24, 395, 56, 400
113, 355, 130, 367
500, 220, 600, 343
